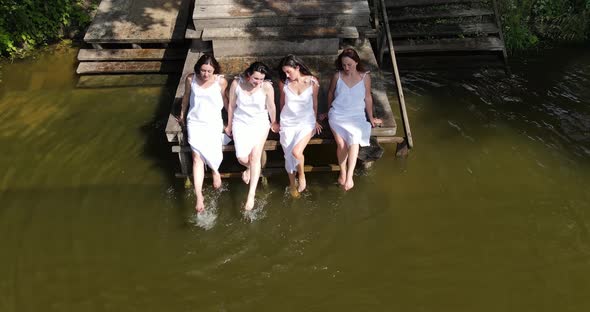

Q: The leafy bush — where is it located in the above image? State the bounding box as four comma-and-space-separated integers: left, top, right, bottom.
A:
498, 0, 590, 52
0, 0, 97, 58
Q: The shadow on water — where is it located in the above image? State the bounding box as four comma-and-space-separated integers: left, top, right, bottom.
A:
389, 47, 590, 165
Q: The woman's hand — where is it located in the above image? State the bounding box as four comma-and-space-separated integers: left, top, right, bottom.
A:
270, 122, 280, 133
176, 114, 185, 127
315, 121, 323, 135
370, 117, 383, 128
224, 124, 232, 136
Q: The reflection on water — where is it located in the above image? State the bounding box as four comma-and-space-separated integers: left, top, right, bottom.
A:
0, 46, 589, 311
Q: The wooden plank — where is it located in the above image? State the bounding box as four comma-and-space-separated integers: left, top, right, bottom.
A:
193, 2, 370, 19
213, 38, 339, 57
385, 0, 481, 8
393, 37, 505, 53
392, 22, 499, 38
76, 61, 184, 74
202, 26, 359, 40
389, 8, 494, 22
196, 0, 366, 5
77, 49, 186, 61
84, 0, 191, 43
193, 15, 370, 29
76, 74, 170, 88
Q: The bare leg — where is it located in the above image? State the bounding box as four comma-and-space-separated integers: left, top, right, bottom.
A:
287, 172, 300, 198
244, 135, 267, 210
237, 156, 250, 184
292, 131, 313, 192
192, 151, 205, 212
212, 170, 222, 189
331, 129, 348, 186
344, 144, 360, 191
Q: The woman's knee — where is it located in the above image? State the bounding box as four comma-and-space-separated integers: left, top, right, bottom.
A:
292, 149, 304, 160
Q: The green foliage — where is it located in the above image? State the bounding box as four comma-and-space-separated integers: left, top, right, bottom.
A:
0, 0, 96, 58
499, 0, 590, 52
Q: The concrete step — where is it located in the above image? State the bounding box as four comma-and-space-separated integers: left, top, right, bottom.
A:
212, 38, 340, 57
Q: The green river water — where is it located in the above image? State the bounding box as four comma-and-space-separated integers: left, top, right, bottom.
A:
0, 46, 589, 311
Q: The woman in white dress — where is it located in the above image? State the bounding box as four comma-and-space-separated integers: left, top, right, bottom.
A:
179, 54, 229, 212
278, 55, 322, 197
225, 62, 279, 210
325, 48, 381, 191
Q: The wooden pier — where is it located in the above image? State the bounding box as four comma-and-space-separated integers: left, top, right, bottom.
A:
375, 0, 508, 69
164, 0, 404, 178
74, 0, 511, 178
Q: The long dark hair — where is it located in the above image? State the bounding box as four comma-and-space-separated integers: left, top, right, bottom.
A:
243, 61, 271, 80
194, 53, 221, 74
335, 48, 365, 72
277, 54, 313, 82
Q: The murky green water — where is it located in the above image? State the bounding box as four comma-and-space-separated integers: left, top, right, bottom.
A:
1, 46, 589, 311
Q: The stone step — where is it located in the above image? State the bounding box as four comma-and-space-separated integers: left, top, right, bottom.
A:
76, 74, 171, 88
77, 49, 186, 61
202, 26, 359, 40
76, 61, 184, 74
212, 38, 340, 57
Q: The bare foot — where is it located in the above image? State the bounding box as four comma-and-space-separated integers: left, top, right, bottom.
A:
289, 185, 301, 199
212, 171, 222, 189
196, 196, 205, 213
337, 171, 346, 186
344, 178, 354, 191
241, 169, 250, 184
297, 174, 307, 193
244, 196, 255, 211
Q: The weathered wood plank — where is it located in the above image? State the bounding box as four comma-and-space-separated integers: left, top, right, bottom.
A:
193, 15, 370, 29
212, 38, 339, 57
193, 2, 370, 19
76, 61, 184, 74
385, 0, 481, 8
392, 22, 499, 38
393, 37, 504, 53
76, 74, 171, 88
389, 8, 493, 22
202, 26, 359, 40
84, 0, 191, 43
196, 0, 366, 5
77, 49, 186, 61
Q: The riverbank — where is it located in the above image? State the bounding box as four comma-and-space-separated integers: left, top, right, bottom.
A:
0, 0, 99, 58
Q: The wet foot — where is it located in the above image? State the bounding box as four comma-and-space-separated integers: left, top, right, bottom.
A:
297, 174, 307, 193
344, 178, 354, 191
289, 185, 301, 199
242, 169, 250, 184
196, 196, 205, 213
244, 196, 255, 211
212, 171, 222, 189
337, 171, 346, 186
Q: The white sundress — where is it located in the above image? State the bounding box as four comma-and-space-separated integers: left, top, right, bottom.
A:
279, 77, 317, 173
187, 74, 230, 171
231, 78, 271, 159
328, 71, 371, 147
